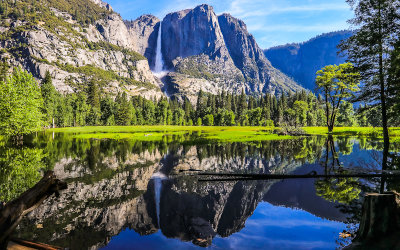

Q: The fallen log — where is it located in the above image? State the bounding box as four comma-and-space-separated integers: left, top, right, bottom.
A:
197, 172, 400, 181
9, 237, 62, 250
0, 171, 67, 247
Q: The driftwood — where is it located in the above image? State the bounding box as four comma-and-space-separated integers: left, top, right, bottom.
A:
0, 171, 67, 248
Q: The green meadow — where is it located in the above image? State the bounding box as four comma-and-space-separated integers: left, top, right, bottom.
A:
47, 126, 289, 142
45, 126, 400, 142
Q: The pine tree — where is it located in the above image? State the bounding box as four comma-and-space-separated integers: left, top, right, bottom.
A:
115, 92, 131, 126
40, 71, 59, 127
340, 0, 400, 159
88, 79, 100, 110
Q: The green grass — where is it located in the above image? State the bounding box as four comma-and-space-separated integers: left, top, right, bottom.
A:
47, 126, 293, 142
303, 127, 400, 139
39, 126, 400, 143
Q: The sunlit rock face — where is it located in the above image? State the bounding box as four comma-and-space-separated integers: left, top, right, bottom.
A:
161, 5, 230, 69
125, 15, 160, 68
1, 1, 302, 102
0, 1, 163, 100
149, 4, 302, 102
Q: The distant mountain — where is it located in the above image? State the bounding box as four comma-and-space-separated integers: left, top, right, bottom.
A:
264, 31, 353, 90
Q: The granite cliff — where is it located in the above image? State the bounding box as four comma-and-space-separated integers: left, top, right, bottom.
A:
157, 5, 302, 101
0, 1, 303, 102
0, 0, 164, 99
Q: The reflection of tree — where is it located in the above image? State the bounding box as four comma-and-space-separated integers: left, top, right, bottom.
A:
316, 136, 360, 205
320, 135, 341, 175
337, 137, 354, 155
315, 177, 361, 205
0, 147, 46, 202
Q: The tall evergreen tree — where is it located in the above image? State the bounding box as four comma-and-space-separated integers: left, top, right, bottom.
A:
88, 79, 100, 109
340, 0, 400, 154
40, 71, 59, 127
115, 92, 131, 126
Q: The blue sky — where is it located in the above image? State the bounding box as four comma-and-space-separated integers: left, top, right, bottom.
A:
106, 0, 354, 49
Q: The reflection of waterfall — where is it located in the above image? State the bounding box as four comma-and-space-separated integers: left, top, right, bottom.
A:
151, 172, 167, 227
153, 22, 168, 78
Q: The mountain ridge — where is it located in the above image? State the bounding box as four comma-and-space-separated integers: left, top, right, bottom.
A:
264, 30, 353, 90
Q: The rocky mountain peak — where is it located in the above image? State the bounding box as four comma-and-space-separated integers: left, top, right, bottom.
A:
89, 0, 113, 11
161, 4, 228, 69
218, 13, 247, 31
125, 15, 160, 67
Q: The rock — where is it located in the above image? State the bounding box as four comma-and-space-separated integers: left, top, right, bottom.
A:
0, 2, 163, 100
90, 0, 113, 11
125, 15, 160, 68
158, 4, 303, 100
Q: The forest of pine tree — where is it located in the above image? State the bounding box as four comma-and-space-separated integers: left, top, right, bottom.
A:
37, 71, 372, 128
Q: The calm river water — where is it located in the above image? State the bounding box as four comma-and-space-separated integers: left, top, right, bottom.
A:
4, 133, 397, 249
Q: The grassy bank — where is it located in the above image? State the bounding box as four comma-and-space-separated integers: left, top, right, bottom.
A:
303, 127, 400, 138
45, 126, 400, 142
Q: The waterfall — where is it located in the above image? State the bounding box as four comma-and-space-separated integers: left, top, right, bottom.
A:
153, 22, 166, 76
151, 172, 167, 227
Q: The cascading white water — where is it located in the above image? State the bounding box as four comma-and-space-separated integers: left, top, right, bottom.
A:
151, 172, 167, 227
154, 22, 164, 73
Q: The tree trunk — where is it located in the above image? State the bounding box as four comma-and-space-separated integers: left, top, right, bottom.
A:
347, 192, 400, 249
378, 2, 390, 186
328, 125, 334, 133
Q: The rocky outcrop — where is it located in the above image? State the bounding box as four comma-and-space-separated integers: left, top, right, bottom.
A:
89, 0, 113, 11
125, 15, 160, 68
161, 5, 231, 69
0, 0, 163, 100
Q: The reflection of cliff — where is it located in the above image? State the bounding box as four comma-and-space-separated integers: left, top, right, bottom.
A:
15, 143, 307, 249
15, 149, 164, 249
263, 163, 348, 222
145, 145, 306, 247
171, 145, 303, 175
153, 178, 273, 247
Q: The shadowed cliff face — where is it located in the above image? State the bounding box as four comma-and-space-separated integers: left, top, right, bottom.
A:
218, 14, 270, 85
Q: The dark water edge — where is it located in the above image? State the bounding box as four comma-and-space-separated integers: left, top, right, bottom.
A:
1, 134, 398, 249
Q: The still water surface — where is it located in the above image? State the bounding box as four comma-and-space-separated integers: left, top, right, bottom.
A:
4, 134, 396, 249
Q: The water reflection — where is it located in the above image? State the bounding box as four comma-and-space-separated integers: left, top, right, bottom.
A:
3, 134, 399, 249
